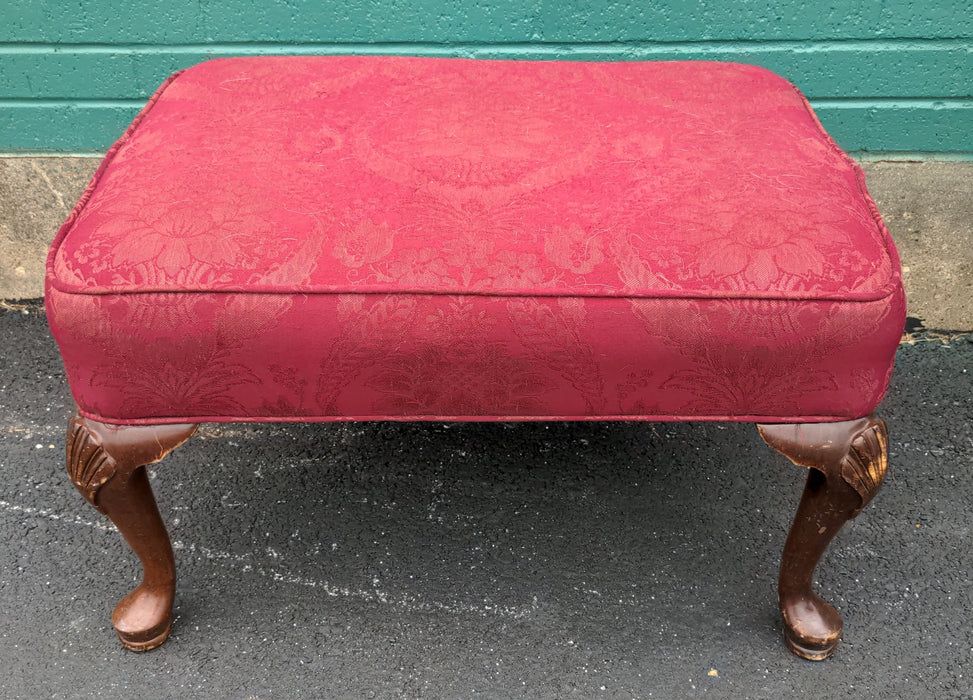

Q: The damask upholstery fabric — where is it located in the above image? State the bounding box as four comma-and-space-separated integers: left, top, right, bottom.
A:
46, 56, 905, 424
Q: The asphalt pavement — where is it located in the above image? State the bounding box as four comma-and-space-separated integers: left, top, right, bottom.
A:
1, 301, 971, 699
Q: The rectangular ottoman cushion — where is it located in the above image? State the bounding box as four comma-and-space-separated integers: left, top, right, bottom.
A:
45, 57, 905, 423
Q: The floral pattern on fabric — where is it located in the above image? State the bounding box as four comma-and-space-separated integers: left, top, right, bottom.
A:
45, 57, 906, 423
51, 56, 897, 300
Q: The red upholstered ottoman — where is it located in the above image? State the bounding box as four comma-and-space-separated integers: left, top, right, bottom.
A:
46, 57, 905, 658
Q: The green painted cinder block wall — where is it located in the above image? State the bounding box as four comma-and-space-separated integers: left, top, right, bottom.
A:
1, 1, 971, 155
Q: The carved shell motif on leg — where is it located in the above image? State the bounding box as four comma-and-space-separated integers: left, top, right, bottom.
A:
66, 416, 117, 512
841, 419, 889, 516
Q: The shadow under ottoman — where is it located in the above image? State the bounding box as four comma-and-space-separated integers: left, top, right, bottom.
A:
45, 57, 905, 658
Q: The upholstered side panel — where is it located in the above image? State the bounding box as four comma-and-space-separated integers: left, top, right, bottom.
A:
46, 286, 905, 424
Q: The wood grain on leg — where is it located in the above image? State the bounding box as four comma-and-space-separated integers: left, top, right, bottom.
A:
757, 415, 888, 660
67, 415, 197, 651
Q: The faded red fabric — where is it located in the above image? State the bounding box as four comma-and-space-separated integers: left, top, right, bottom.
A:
46, 57, 905, 424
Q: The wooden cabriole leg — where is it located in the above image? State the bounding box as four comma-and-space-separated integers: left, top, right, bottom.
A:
757, 414, 888, 661
66, 414, 197, 651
